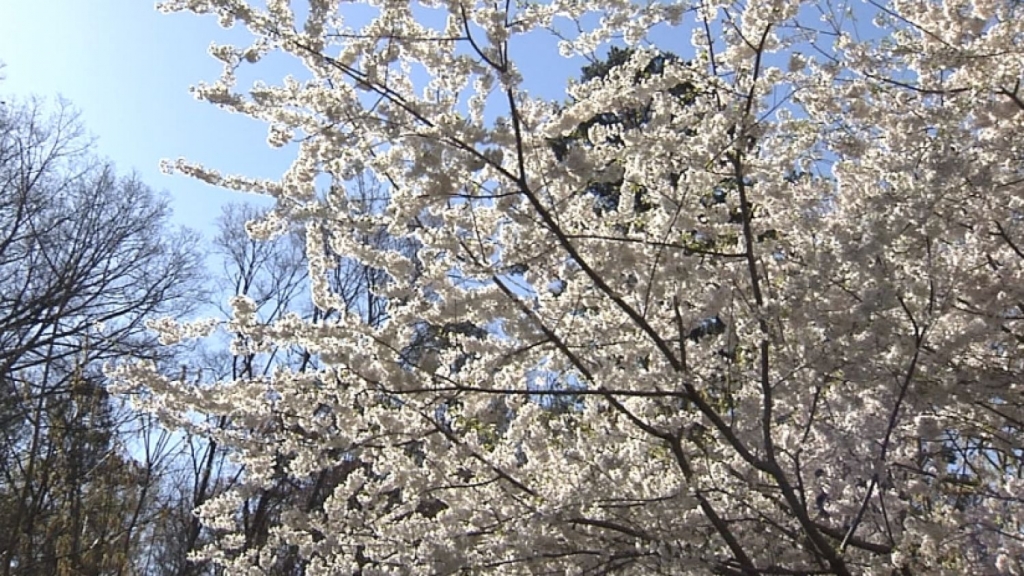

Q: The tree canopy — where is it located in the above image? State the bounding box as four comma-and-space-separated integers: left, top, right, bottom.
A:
0, 95, 204, 576
119, 0, 1024, 574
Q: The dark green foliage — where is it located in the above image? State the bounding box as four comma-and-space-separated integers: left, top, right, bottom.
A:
549, 46, 696, 217
400, 320, 488, 374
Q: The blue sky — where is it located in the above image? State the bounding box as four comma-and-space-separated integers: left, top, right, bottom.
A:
0, 1, 286, 231
0, 1, 691, 237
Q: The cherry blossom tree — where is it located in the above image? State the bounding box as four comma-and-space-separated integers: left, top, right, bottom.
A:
136, 186, 401, 575
117, 0, 1024, 573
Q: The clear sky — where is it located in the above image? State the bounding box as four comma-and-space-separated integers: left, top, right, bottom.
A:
0, 1, 287, 232
0, 1, 688, 237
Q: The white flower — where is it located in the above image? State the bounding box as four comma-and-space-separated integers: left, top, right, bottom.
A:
133, 0, 1024, 572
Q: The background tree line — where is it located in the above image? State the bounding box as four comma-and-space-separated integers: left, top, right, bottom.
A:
0, 89, 385, 574
0, 46, 652, 574
10, 0, 1023, 566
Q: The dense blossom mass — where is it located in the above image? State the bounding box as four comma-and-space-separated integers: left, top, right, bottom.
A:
115, 0, 1024, 573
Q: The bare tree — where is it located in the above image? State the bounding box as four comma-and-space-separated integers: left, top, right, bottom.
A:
0, 96, 204, 576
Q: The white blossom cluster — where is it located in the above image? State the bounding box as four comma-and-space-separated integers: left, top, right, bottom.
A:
116, 0, 1024, 573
